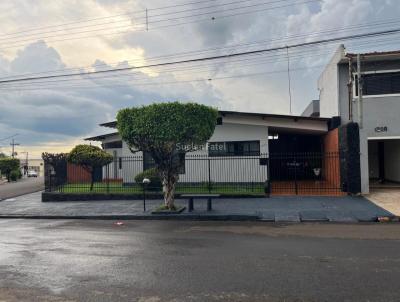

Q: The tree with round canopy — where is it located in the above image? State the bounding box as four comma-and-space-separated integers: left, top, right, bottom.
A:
67, 145, 113, 191
117, 102, 218, 210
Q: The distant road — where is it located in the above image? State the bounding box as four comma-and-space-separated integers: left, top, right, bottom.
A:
0, 177, 44, 200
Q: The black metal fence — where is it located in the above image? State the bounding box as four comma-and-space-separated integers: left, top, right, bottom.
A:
269, 152, 343, 195
46, 154, 269, 196
45, 152, 344, 196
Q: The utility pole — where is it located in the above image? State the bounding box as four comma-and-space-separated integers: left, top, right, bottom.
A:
357, 54, 363, 129
146, 8, 148, 31
20, 151, 28, 175
286, 46, 293, 115
10, 139, 20, 158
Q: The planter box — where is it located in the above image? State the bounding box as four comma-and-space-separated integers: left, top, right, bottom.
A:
151, 206, 186, 215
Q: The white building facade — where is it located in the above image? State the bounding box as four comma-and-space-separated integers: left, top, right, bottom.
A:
318, 45, 400, 194
86, 111, 330, 188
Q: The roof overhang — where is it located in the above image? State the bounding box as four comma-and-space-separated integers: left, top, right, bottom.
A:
100, 121, 117, 128
339, 50, 400, 64
98, 110, 330, 129
218, 110, 329, 122
84, 132, 119, 141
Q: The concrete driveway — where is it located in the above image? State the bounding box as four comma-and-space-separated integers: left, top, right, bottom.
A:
366, 188, 400, 216
0, 177, 44, 200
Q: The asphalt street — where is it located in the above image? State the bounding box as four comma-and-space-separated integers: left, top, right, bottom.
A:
0, 177, 44, 200
0, 220, 399, 301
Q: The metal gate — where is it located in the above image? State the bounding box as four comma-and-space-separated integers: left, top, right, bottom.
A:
268, 152, 343, 196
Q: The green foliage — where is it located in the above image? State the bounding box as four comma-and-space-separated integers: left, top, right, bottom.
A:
0, 158, 20, 181
42, 152, 68, 187
42, 152, 68, 166
67, 145, 113, 191
117, 102, 218, 208
67, 145, 113, 168
0, 152, 7, 158
134, 168, 162, 191
10, 169, 22, 181
117, 102, 218, 154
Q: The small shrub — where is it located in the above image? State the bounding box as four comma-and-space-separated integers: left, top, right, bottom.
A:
0, 158, 20, 181
9, 169, 21, 181
134, 168, 162, 191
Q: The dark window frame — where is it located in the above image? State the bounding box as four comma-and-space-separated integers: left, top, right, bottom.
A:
143, 152, 186, 174
355, 71, 400, 96
208, 140, 261, 157
103, 141, 123, 149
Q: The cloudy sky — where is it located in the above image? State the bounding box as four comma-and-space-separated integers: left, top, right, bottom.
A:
0, 0, 399, 158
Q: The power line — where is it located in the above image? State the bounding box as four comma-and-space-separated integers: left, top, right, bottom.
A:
0, 0, 222, 39
0, 0, 303, 43
1, 33, 398, 92
0, 134, 19, 142
2, 27, 400, 86
0, 0, 318, 51
1, 17, 400, 82
0, 65, 326, 92
0, 47, 332, 88
3, 33, 400, 91
1, 33, 399, 91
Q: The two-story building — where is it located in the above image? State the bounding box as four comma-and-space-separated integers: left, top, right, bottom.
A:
318, 45, 400, 194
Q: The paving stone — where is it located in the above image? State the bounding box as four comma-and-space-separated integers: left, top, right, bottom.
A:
299, 211, 328, 222
327, 212, 358, 223
274, 212, 300, 222
258, 211, 275, 221
351, 211, 378, 222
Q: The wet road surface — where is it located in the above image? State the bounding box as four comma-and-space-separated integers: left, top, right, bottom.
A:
0, 220, 399, 301
0, 177, 44, 200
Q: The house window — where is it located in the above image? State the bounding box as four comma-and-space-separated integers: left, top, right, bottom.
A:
143, 152, 185, 174
208, 141, 260, 156
355, 72, 400, 96
103, 141, 123, 149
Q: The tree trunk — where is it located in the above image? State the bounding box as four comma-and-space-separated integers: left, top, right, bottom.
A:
162, 174, 177, 210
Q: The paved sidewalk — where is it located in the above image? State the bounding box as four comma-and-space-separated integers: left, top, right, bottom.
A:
0, 191, 395, 222
0, 177, 44, 200
366, 189, 400, 216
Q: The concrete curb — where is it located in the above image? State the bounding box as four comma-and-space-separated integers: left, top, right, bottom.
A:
0, 214, 398, 222
0, 214, 260, 221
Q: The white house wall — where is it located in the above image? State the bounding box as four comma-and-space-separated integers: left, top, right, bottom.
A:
100, 114, 328, 184
318, 45, 344, 118
221, 115, 327, 133
318, 45, 400, 193
384, 140, 400, 182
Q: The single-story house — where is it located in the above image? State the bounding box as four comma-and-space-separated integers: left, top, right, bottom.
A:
85, 110, 345, 196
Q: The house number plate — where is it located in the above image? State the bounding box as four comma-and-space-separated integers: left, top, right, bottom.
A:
375, 126, 388, 133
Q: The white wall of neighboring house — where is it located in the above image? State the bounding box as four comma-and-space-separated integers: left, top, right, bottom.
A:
319, 45, 400, 193
318, 45, 344, 118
